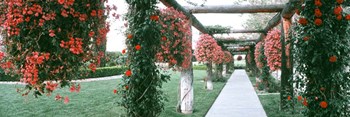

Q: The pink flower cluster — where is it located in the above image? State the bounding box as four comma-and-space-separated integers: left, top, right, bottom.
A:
156, 7, 192, 69
264, 29, 281, 71
254, 42, 263, 68
195, 34, 224, 63
224, 51, 233, 63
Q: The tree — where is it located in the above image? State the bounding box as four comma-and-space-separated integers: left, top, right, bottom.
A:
194, 34, 220, 90
293, 1, 350, 116
0, 0, 113, 100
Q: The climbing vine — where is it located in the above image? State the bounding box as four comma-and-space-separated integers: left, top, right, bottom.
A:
120, 0, 169, 116
293, 0, 350, 116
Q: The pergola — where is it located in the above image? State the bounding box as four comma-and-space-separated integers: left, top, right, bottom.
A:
160, 0, 300, 114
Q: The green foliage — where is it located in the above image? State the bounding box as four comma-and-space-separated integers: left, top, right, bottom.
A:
293, 1, 350, 116
258, 42, 271, 90
120, 0, 169, 116
105, 51, 123, 67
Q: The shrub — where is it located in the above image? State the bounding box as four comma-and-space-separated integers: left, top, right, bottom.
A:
193, 65, 207, 70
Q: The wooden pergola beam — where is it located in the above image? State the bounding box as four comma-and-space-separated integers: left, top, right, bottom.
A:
281, 0, 301, 18
186, 4, 285, 14
160, 0, 208, 34
212, 29, 265, 34
217, 38, 259, 43
256, 12, 281, 42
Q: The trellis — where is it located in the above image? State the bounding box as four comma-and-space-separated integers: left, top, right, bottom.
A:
160, 0, 300, 114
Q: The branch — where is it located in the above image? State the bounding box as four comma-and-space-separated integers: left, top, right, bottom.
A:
186, 4, 285, 14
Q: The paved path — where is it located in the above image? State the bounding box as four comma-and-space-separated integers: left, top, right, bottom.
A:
205, 69, 267, 117
0, 75, 122, 85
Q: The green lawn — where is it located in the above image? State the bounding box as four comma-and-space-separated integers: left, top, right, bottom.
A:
0, 70, 226, 117
259, 95, 305, 117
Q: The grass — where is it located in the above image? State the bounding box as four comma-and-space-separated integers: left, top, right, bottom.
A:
259, 94, 305, 117
0, 70, 226, 117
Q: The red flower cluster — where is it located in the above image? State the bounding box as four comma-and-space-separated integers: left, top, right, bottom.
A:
320, 101, 328, 108
60, 37, 84, 54
135, 45, 141, 51
329, 55, 337, 63
150, 15, 159, 21
46, 82, 58, 92
21, 52, 50, 85
125, 70, 132, 77
314, 9, 322, 17
88, 63, 96, 72
298, 18, 308, 26
314, 0, 322, 6
333, 6, 342, 15
314, 18, 323, 26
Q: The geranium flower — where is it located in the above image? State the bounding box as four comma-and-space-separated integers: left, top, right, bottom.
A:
58, 0, 65, 4
336, 15, 342, 21
90, 10, 97, 17
334, 6, 342, 15
127, 34, 133, 39
314, 9, 322, 17
135, 45, 141, 51
329, 55, 337, 62
55, 94, 62, 100
113, 89, 117, 94
297, 96, 302, 101
125, 85, 129, 90
303, 98, 308, 106
122, 49, 126, 54
314, 18, 322, 26
345, 14, 350, 20
314, 0, 322, 7
287, 96, 291, 100
125, 70, 132, 77
303, 36, 310, 41
337, 0, 343, 4
298, 18, 308, 26
320, 101, 328, 108
150, 15, 159, 21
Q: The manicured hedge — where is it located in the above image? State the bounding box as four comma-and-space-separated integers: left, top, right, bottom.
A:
0, 66, 127, 81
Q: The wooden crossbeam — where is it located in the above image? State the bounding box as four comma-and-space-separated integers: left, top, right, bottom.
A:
212, 29, 265, 34
160, 0, 208, 34
216, 38, 258, 43
185, 4, 285, 14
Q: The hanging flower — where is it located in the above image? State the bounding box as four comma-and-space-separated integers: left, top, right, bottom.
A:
334, 6, 342, 15
298, 18, 308, 26
314, 0, 322, 6
314, 18, 322, 26
329, 55, 337, 63
320, 101, 328, 108
161, 36, 167, 41
287, 96, 291, 101
58, 0, 65, 4
135, 45, 141, 51
113, 89, 117, 94
127, 34, 133, 39
125, 70, 132, 77
125, 85, 129, 90
298, 96, 302, 101
303, 36, 310, 41
314, 9, 322, 17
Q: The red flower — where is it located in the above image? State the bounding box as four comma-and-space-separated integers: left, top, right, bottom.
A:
336, 15, 342, 21
58, 0, 65, 5
125, 70, 132, 77
298, 18, 308, 26
162, 36, 167, 41
303, 36, 310, 41
89, 63, 96, 72
314, 0, 322, 7
113, 89, 117, 94
122, 49, 126, 54
336, 0, 343, 4
135, 45, 141, 51
334, 6, 342, 15
76, 84, 81, 92
55, 94, 62, 100
303, 98, 308, 106
125, 85, 129, 90
320, 101, 328, 108
297, 96, 302, 101
89, 31, 95, 37
345, 14, 350, 20
127, 34, 133, 39
49, 30, 55, 37
70, 84, 76, 92
46, 82, 58, 91
287, 96, 291, 101
329, 55, 337, 63
314, 18, 322, 26
150, 15, 159, 21
64, 96, 69, 104
90, 10, 97, 17
314, 9, 322, 17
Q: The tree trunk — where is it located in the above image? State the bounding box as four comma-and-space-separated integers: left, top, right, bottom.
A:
206, 62, 213, 90
178, 63, 194, 114
218, 63, 223, 78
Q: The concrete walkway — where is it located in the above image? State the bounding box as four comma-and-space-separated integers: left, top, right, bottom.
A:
205, 69, 267, 117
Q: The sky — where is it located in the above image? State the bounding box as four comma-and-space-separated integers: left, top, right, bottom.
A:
105, 0, 251, 52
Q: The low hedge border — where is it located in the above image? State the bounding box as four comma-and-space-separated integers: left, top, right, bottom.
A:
0, 66, 127, 82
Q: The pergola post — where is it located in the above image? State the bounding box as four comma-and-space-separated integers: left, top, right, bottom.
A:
178, 18, 194, 115
279, 16, 294, 110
